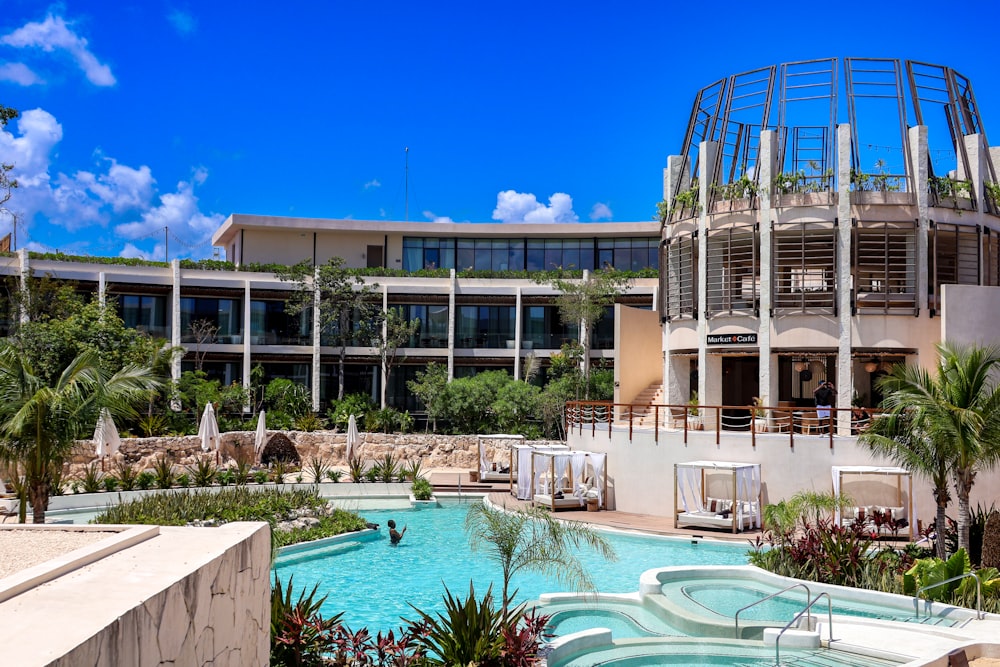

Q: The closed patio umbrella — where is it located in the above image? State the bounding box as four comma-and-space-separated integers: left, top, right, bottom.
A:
198, 403, 221, 463
346, 414, 359, 463
93, 408, 121, 470
254, 410, 267, 462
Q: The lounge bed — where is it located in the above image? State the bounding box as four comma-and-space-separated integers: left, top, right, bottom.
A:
674, 461, 762, 534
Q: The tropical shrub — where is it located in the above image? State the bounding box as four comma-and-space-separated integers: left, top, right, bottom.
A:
327, 393, 376, 430
404, 583, 550, 667
113, 459, 138, 491
271, 576, 341, 666
293, 413, 325, 432
305, 456, 331, 484
102, 475, 118, 492
80, 463, 102, 494
348, 456, 366, 483
325, 469, 342, 483
92, 487, 367, 548
152, 455, 176, 489
187, 458, 217, 487
136, 471, 155, 490
411, 478, 433, 501
261, 433, 301, 466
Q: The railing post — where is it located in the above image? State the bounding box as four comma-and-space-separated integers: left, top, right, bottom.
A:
715, 406, 721, 445
654, 405, 659, 444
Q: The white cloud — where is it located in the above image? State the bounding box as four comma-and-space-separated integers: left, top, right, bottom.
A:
1, 14, 115, 86
167, 10, 197, 36
0, 61, 44, 85
0, 106, 224, 256
364, 179, 381, 189
114, 175, 225, 257
423, 210, 454, 224
590, 202, 613, 221
492, 190, 578, 223
120, 242, 161, 261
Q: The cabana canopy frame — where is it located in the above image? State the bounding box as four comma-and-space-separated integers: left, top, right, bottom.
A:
674, 460, 762, 533
529, 450, 608, 511
512, 443, 568, 499
477, 434, 525, 484
832, 465, 915, 540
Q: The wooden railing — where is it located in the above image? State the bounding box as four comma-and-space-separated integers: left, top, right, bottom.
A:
565, 401, 881, 449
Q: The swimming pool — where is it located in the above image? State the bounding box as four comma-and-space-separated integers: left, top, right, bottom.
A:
272, 499, 751, 633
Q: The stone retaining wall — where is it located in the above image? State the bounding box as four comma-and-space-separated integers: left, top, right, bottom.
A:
67, 432, 562, 477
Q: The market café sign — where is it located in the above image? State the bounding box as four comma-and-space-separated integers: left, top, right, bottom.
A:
707, 333, 757, 345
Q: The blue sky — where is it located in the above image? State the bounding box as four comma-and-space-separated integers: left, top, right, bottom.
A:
2, 1, 999, 261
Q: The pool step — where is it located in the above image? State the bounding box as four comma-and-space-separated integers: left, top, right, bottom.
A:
767, 649, 902, 666
874, 613, 966, 628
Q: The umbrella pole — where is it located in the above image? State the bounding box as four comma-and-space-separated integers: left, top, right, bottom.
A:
102, 456, 106, 472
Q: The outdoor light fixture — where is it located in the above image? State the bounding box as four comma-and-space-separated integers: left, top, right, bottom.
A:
793, 361, 808, 372
864, 359, 880, 373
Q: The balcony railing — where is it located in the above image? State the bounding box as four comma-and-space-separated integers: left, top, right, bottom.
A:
566, 401, 880, 449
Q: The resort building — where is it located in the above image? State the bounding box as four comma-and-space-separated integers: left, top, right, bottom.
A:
657, 57, 1000, 431
567, 57, 1000, 522
0, 219, 658, 412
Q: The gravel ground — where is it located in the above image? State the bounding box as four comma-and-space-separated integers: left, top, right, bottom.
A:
0, 529, 114, 579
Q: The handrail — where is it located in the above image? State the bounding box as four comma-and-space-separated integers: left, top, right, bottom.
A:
734, 582, 811, 638
775, 592, 834, 666
565, 400, 875, 446
915, 572, 983, 620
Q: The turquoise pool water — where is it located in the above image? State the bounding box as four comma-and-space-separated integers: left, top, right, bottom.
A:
272, 500, 751, 633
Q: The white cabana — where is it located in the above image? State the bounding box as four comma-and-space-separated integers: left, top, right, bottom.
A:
512, 443, 568, 499
477, 434, 525, 483
530, 449, 607, 511
832, 465, 915, 540
674, 461, 761, 533
198, 404, 221, 459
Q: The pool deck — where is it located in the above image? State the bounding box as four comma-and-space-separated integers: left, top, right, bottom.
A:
481, 491, 763, 542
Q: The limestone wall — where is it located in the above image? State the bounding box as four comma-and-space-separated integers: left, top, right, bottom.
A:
67, 432, 562, 477
1, 523, 271, 667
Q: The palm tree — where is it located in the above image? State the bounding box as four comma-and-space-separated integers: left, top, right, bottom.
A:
859, 404, 950, 558
0, 346, 161, 523
861, 342, 1000, 554
465, 502, 616, 615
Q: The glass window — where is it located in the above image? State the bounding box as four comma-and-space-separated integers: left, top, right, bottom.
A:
119, 294, 168, 338
250, 300, 311, 345
394, 304, 450, 348
456, 305, 515, 348
180, 297, 242, 342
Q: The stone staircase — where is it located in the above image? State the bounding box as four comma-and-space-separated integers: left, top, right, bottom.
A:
627, 382, 666, 427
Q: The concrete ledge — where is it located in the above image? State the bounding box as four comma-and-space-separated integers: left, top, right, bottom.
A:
0, 524, 159, 604
763, 627, 819, 648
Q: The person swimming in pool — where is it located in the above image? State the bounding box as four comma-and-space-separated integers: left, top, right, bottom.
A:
387, 519, 406, 546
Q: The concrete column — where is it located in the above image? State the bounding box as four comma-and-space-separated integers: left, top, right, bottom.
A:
990, 147, 1000, 182
581, 269, 591, 380
17, 249, 28, 324
662, 153, 689, 404
909, 126, 930, 313
311, 275, 321, 412
447, 269, 456, 381
243, 280, 253, 412
836, 125, 853, 435
663, 155, 691, 207
697, 141, 719, 405
758, 130, 778, 407
963, 134, 989, 285
98, 272, 106, 307
380, 285, 389, 408
171, 260, 182, 385
514, 286, 522, 380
